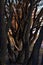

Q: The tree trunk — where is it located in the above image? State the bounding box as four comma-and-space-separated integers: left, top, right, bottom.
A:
0, 0, 7, 65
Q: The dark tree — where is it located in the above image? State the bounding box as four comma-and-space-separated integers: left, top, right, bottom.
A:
0, 0, 7, 65
1, 0, 43, 65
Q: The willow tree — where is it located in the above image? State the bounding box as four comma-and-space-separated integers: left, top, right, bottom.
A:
1, 0, 43, 65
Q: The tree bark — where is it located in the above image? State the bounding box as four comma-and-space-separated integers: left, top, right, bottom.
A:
0, 0, 7, 65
